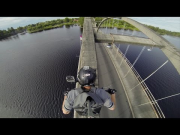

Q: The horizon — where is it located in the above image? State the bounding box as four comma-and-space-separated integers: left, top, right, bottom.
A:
129, 17, 180, 32
0, 17, 180, 33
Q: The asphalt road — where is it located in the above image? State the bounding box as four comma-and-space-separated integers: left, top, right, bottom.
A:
96, 43, 133, 118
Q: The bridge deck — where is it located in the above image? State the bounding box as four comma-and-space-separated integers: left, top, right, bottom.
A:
74, 17, 160, 118
93, 22, 159, 117
103, 43, 158, 118
74, 17, 98, 118
96, 43, 133, 118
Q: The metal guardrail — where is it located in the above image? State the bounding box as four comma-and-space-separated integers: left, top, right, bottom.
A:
99, 29, 165, 118
113, 44, 165, 118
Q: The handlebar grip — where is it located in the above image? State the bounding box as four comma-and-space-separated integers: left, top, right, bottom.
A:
105, 88, 117, 94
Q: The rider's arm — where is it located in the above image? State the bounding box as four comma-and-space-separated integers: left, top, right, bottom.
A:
99, 89, 116, 110
62, 91, 75, 114
109, 94, 116, 110
62, 96, 70, 114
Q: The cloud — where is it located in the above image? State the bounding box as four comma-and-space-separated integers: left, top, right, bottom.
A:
0, 17, 34, 29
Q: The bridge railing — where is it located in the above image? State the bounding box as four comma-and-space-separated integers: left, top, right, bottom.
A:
113, 44, 165, 118
98, 26, 165, 118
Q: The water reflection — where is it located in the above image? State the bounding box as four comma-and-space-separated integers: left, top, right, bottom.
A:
29, 30, 44, 34
12, 34, 19, 39
65, 25, 70, 28
0, 34, 20, 41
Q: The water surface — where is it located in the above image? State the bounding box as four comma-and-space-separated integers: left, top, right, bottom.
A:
0, 25, 81, 118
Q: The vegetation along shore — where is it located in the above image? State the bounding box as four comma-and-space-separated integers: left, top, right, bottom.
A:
0, 17, 179, 40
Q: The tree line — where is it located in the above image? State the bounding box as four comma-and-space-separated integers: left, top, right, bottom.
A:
144, 24, 180, 37
0, 26, 26, 39
95, 17, 180, 37
1, 17, 179, 40
26, 17, 80, 33
0, 17, 80, 40
95, 17, 140, 31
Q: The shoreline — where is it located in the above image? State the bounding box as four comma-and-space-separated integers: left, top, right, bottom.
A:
27, 23, 76, 33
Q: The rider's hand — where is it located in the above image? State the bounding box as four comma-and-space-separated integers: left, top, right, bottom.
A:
105, 88, 117, 95
63, 91, 69, 96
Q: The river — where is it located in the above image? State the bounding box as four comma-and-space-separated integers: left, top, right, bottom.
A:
0, 25, 81, 118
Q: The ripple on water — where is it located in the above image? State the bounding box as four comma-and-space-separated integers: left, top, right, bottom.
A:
0, 26, 80, 118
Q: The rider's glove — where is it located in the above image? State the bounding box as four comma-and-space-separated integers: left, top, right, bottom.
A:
105, 88, 117, 95
63, 91, 69, 96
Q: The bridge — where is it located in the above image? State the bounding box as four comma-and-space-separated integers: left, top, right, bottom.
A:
74, 17, 180, 118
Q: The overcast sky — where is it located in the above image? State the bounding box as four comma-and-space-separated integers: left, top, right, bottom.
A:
129, 17, 180, 32
0, 17, 180, 32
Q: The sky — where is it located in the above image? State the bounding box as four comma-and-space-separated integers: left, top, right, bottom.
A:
0, 17, 76, 30
0, 17, 180, 32
129, 17, 180, 32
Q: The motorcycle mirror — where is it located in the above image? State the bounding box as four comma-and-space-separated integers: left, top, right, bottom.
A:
66, 76, 75, 83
